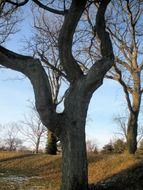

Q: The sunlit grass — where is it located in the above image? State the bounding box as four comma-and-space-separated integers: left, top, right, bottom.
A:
88, 153, 139, 183
0, 151, 27, 160
0, 151, 142, 190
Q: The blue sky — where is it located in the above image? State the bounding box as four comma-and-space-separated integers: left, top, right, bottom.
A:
0, 5, 127, 149
0, 67, 125, 148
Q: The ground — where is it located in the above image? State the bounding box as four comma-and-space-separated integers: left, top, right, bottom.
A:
0, 151, 142, 190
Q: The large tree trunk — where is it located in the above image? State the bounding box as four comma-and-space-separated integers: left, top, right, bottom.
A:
59, 83, 91, 190
60, 125, 88, 190
127, 111, 138, 154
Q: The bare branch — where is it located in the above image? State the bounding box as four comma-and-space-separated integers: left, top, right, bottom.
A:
96, 0, 114, 59
114, 64, 133, 112
38, 52, 67, 79
32, 0, 68, 15
0, 45, 58, 133
85, 0, 114, 90
5, 0, 29, 7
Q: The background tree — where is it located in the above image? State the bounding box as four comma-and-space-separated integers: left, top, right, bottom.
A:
0, 2, 21, 44
105, 0, 143, 154
84, 0, 143, 155
0, 1, 113, 190
20, 104, 47, 154
86, 139, 98, 154
113, 138, 126, 154
114, 114, 143, 145
1, 122, 23, 151
101, 141, 114, 154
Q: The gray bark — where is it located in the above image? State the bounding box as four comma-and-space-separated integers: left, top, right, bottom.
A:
61, 126, 88, 190
60, 79, 91, 190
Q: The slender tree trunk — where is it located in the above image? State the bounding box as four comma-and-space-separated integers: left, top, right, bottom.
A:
126, 83, 141, 154
35, 137, 40, 154
127, 111, 138, 154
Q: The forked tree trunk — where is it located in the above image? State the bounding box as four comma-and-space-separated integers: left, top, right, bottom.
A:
0, 1, 113, 189
127, 111, 138, 154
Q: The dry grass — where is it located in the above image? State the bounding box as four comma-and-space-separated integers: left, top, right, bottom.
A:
0, 151, 142, 190
88, 153, 139, 183
0, 151, 27, 160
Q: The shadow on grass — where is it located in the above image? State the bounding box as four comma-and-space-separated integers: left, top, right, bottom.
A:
0, 154, 62, 177
0, 153, 35, 162
89, 160, 143, 190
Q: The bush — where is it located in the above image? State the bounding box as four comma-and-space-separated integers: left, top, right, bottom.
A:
101, 143, 114, 154
113, 139, 126, 154
138, 139, 143, 155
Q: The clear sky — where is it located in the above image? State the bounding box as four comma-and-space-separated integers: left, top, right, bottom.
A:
0, 68, 125, 148
0, 5, 127, 149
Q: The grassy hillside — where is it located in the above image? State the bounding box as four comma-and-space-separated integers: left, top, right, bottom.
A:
0, 151, 142, 190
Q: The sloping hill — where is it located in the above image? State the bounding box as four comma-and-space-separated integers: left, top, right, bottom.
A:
0, 151, 142, 190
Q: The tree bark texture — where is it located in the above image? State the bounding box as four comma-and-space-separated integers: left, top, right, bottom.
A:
127, 73, 141, 154
127, 111, 138, 154
59, 80, 92, 190
127, 92, 141, 154
61, 127, 88, 190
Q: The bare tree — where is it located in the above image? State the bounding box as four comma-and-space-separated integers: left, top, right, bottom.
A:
1, 122, 23, 151
114, 114, 143, 144
86, 139, 98, 153
0, 1, 114, 190
83, 0, 143, 155
20, 104, 47, 153
0, 2, 21, 44
114, 115, 128, 141
104, 0, 143, 154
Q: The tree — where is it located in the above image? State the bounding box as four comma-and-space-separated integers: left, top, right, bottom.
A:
0, 1, 114, 190
20, 104, 47, 153
113, 139, 126, 154
114, 114, 143, 146
101, 142, 114, 154
1, 122, 23, 151
45, 130, 57, 155
86, 139, 98, 154
105, 0, 143, 154
0, 2, 21, 44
